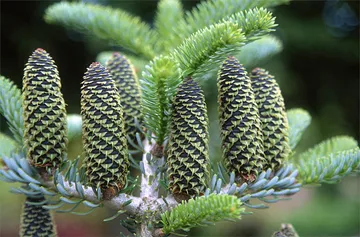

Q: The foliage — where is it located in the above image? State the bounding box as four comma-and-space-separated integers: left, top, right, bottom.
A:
238, 35, 283, 68
0, 76, 24, 144
161, 194, 243, 234
141, 56, 181, 144
296, 136, 358, 161
0, 133, 17, 162
173, 8, 276, 78
296, 148, 360, 185
44, 2, 158, 59
0, 0, 359, 236
173, 0, 290, 46
154, 0, 184, 52
287, 108, 311, 150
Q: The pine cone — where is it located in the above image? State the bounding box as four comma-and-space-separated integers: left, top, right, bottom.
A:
106, 53, 143, 145
20, 196, 57, 237
250, 68, 291, 171
167, 78, 209, 202
217, 57, 265, 183
22, 48, 67, 174
81, 62, 129, 200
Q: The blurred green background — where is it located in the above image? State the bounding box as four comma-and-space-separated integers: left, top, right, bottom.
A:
0, 0, 359, 236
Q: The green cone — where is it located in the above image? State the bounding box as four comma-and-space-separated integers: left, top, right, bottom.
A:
106, 53, 143, 145
217, 57, 265, 183
81, 62, 129, 200
20, 196, 57, 237
250, 68, 291, 170
22, 48, 67, 172
167, 78, 209, 202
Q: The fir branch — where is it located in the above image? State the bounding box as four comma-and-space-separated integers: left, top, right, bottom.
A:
161, 194, 243, 234
217, 165, 300, 209
0, 133, 18, 161
227, 8, 277, 42
287, 108, 311, 150
297, 136, 358, 161
0, 76, 24, 144
173, 0, 290, 46
141, 56, 181, 145
296, 148, 360, 185
155, 0, 184, 52
44, 2, 157, 59
96, 51, 148, 76
237, 35, 283, 67
189, 35, 282, 82
0, 152, 142, 215
172, 8, 276, 78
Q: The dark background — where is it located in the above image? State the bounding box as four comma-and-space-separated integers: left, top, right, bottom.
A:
0, 0, 359, 236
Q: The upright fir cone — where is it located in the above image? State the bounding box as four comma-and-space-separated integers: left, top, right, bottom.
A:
250, 68, 291, 170
81, 62, 129, 200
20, 196, 57, 237
217, 57, 265, 183
106, 53, 143, 145
167, 78, 209, 202
22, 48, 67, 174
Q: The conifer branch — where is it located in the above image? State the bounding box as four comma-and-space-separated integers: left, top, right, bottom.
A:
217, 165, 300, 209
173, 0, 290, 46
296, 148, 360, 185
44, 2, 157, 59
0, 133, 17, 162
172, 8, 276, 78
297, 136, 358, 161
287, 108, 311, 150
161, 194, 243, 234
155, 0, 184, 52
237, 35, 283, 67
0, 76, 24, 144
141, 56, 182, 145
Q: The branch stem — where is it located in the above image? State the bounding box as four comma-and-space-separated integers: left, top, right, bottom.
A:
140, 139, 164, 199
